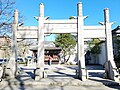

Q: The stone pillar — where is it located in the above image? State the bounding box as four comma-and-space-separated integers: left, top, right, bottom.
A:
104, 8, 119, 82
8, 10, 18, 78
12, 10, 18, 59
77, 2, 87, 81
35, 3, 46, 80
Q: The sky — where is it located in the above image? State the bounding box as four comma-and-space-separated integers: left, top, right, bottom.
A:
15, 0, 120, 41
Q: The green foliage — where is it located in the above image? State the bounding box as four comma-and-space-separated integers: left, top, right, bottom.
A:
113, 36, 120, 49
113, 36, 120, 67
55, 34, 76, 50
88, 38, 101, 55
55, 34, 76, 62
69, 16, 76, 19
18, 61, 27, 65
87, 38, 101, 64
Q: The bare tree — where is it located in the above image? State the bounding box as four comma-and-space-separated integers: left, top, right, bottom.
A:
0, 0, 15, 36
17, 39, 37, 57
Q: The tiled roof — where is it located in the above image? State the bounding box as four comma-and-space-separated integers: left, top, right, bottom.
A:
112, 25, 120, 34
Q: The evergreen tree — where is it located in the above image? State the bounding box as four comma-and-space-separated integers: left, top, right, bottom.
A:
55, 34, 76, 63
113, 36, 120, 67
88, 38, 101, 64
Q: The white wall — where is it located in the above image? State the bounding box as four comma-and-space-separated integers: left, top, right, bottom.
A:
62, 42, 107, 65
98, 43, 106, 65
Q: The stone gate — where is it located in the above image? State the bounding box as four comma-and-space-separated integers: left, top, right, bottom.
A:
10, 2, 119, 81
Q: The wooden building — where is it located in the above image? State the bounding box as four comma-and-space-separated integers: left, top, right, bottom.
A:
30, 41, 61, 64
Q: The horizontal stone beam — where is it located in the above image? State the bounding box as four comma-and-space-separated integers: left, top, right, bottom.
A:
84, 26, 105, 38
18, 26, 38, 30
17, 25, 105, 39
44, 19, 77, 24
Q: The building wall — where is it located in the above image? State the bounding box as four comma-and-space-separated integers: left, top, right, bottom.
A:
0, 37, 7, 46
67, 42, 107, 65
0, 36, 10, 58
0, 50, 5, 58
98, 43, 106, 65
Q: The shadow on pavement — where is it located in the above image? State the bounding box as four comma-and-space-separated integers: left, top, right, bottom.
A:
89, 78, 120, 90
16, 77, 25, 90
47, 71, 77, 79
26, 72, 35, 79
1, 78, 14, 90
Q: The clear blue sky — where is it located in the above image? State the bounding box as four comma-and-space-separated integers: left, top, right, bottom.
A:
15, 0, 120, 41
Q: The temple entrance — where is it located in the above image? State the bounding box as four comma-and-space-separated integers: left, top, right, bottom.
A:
10, 2, 119, 82
30, 45, 61, 65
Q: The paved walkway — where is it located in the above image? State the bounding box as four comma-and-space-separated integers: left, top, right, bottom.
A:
0, 64, 120, 90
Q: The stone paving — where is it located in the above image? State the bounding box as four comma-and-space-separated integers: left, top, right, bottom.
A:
0, 64, 120, 90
